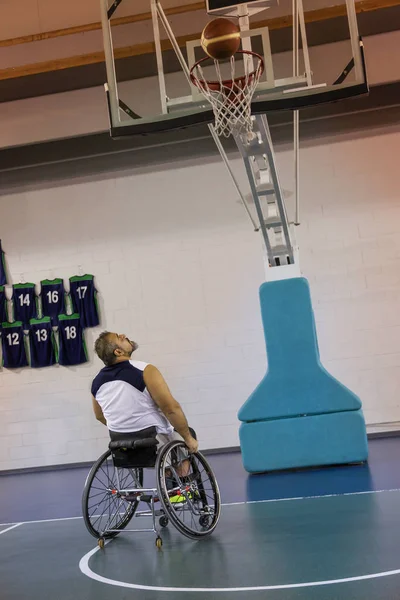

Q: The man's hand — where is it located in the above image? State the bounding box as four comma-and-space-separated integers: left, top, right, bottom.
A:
184, 435, 199, 454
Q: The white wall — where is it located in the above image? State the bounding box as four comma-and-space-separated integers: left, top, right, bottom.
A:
1, 121, 400, 471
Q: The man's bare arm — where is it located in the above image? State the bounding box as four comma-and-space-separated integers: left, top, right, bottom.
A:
92, 395, 107, 426
144, 365, 198, 452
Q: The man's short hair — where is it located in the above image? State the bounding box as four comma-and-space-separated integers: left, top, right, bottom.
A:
94, 331, 118, 366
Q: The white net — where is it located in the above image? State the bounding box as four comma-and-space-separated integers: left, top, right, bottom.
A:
190, 52, 264, 138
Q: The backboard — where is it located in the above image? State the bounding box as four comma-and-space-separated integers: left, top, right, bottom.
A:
100, 0, 368, 139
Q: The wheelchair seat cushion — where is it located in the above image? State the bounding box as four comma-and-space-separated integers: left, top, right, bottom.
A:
108, 426, 159, 468
108, 438, 159, 451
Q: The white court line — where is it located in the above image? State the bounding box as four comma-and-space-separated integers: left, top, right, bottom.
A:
0, 516, 83, 528
79, 544, 400, 592
1, 488, 400, 528
0, 523, 22, 536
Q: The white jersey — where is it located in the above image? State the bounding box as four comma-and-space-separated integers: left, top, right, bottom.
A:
91, 359, 173, 434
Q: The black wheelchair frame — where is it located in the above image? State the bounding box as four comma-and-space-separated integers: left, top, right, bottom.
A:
82, 434, 221, 549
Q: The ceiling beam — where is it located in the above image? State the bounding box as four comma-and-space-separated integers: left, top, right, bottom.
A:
0, 2, 205, 48
1, 0, 399, 49
0, 0, 399, 81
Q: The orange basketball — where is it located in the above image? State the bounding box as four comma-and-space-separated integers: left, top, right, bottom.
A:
201, 18, 241, 60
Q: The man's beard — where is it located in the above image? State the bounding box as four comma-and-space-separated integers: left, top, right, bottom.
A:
127, 339, 139, 353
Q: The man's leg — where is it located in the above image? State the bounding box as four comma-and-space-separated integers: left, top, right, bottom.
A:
156, 430, 192, 477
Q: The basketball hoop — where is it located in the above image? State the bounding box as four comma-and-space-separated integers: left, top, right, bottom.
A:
190, 50, 264, 138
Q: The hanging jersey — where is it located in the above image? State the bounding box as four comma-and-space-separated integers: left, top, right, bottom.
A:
58, 313, 88, 366
1, 321, 28, 369
0, 240, 7, 286
0, 286, 8, 325
12, 283, 38, 328
69, 274, 100, 328
40, 278, 65, 325
29, 317, 57, 368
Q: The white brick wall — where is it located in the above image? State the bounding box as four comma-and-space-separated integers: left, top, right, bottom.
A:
1, 124, 400, 470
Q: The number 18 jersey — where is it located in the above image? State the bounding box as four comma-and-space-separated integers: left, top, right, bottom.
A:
58, 313, 88, 366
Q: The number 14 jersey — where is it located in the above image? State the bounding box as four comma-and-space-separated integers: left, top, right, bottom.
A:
12, 283, 38, 328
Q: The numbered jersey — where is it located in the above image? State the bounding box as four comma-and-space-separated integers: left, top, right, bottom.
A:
0, 240, 7, 286
12, 283, 38, 328
69, 275, 100, 328
1, 321, 28, 369
58, 313, 88, 366
29, 317, 57, 368
0, 286, 7, 324
40, 278, 65, 325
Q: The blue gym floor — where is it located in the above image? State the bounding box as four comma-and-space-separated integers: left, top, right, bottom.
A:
1, 437, 400, 599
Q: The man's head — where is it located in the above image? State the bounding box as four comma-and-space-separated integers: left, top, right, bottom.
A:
94, 331, 138, 366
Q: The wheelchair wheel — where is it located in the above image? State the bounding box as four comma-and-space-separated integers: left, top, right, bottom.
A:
156, 441, 221, 540
82, 449, 143, 539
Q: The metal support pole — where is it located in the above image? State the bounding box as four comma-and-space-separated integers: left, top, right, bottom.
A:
297, 0, 312, 86
100, 0, 120, 126
234, 132, 274, 260
345, 0, 363, 81
237, 4, 254, 73
294, 110, 300, 225
292, 0, 299, 81
156, 1, 191, 85
258, 114, 293, 262
151, 0, 168, 114
292, 0, 300, 226
209, 124, 259, 231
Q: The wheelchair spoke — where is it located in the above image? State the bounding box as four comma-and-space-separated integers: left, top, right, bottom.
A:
156, 441, 221, 540
82, 450, 142, 539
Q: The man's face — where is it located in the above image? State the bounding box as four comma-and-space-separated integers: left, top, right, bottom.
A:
111, 333, 138, 359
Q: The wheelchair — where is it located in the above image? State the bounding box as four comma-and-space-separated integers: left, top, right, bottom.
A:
82, 428, 221, 549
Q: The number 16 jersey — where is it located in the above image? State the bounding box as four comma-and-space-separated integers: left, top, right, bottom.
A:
40, 278, 65, 325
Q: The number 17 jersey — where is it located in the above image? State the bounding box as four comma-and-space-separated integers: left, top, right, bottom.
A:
69, 274, 100, 328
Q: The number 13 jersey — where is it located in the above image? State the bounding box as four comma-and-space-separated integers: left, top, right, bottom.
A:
29, 317, 57, 368
58, 313, 88, 366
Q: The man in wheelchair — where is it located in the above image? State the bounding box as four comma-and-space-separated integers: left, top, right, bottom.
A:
84, 332, 220, 544
91, 331, 198, 471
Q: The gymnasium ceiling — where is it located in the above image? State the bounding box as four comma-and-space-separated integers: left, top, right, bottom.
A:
1, 0, 400, 103
1, 0, 400, 176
